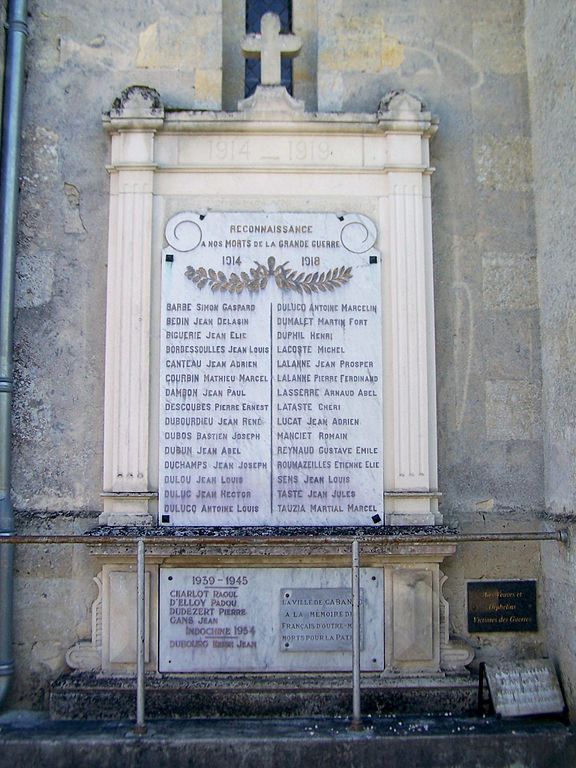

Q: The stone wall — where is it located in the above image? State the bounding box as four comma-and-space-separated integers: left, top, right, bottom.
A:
6, 0, 556, 708
525, 0, 576, 715
9, 0, 223, 707
318, 0, 541, 521
13, 0, 222, 516
317, 0, 544, 672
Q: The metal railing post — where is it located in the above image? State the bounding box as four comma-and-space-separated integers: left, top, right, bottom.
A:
135, 538, 146, 734
350, 538, 362, 730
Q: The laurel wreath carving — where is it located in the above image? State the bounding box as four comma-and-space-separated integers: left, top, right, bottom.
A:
185, 257, 352, 295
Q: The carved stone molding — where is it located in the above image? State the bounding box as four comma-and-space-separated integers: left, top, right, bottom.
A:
378, 89, 437, 136
238, 84, 305, 116
109, 85, 164, 121
66, 575, 102, 672
439, 572, 475, 673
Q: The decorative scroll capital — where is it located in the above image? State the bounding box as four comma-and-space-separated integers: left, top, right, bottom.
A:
111, 86, 164, 118
104, 86, 165, 131
379, 89, 426, 115
377, 89, 438, 136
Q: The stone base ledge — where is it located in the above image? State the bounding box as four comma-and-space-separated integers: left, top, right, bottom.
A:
50, 671, 477, 720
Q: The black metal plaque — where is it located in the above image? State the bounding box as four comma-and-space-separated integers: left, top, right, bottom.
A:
467, 580, 537, 633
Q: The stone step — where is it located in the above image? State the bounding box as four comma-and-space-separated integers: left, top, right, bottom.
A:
50, 672, 477, 720
0, 711, 574, 768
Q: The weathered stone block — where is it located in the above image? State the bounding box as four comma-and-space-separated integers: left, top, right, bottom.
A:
482, 253, 538, 310
485, 381, 542, 441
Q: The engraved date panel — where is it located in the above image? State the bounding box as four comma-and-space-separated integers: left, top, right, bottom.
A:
174, 135, 364, 168
159, 567, 384, 672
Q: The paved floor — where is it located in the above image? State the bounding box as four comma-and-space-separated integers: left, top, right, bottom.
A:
1, 711, 575, 768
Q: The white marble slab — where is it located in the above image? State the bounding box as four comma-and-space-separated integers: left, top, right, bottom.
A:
485, 660, 565, 717
160, 211, 383, 526
159, 566, 384, 672
280, 587, 365, 651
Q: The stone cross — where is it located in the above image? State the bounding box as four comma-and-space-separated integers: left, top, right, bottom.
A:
242, 12, 302, 87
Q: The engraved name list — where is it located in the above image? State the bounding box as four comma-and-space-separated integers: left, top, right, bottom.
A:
160, 212, 383, 526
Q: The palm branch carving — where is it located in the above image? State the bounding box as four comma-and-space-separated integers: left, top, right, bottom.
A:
185, 256, 352, 295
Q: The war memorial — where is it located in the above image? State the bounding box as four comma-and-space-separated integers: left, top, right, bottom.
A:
0, 2, 576, 762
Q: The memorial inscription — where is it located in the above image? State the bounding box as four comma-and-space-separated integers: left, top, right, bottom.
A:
484, 660, 565, 717
467, 580, 537, 633
159, 567, 383, 672
280, 588, 364, 651
160, 212, 383, 526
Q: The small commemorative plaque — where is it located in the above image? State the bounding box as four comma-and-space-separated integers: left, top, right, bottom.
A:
484, 660, 565, 717
467, 580, 537, 633
280, 587, 363, 651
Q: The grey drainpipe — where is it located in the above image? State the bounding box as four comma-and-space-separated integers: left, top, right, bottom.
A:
0, 0, 28, 710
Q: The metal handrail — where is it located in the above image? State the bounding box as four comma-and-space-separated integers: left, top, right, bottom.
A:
0, 529, 568, 732
0, 530, 568, 545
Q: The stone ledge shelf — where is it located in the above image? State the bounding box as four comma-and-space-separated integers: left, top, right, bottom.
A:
84, 525, 458, 558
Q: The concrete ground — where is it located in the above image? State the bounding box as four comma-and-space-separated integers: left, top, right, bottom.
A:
0, 711, 575, 768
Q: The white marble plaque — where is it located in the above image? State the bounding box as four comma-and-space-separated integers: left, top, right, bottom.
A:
160, 211, 383, 526
280, 588, 364, 651
485, 660, 566, 717
159, 567, 384, 672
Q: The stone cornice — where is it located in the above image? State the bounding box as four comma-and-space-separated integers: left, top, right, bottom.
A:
103, 86, 438, 138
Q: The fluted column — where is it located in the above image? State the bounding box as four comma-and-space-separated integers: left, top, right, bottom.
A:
100, 88, 164, 525
379, 92, 439, 525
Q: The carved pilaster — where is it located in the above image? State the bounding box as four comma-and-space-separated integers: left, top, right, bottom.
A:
384, 562, 441, 675
101, 87, 164, 525
379, 91, 440, 525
